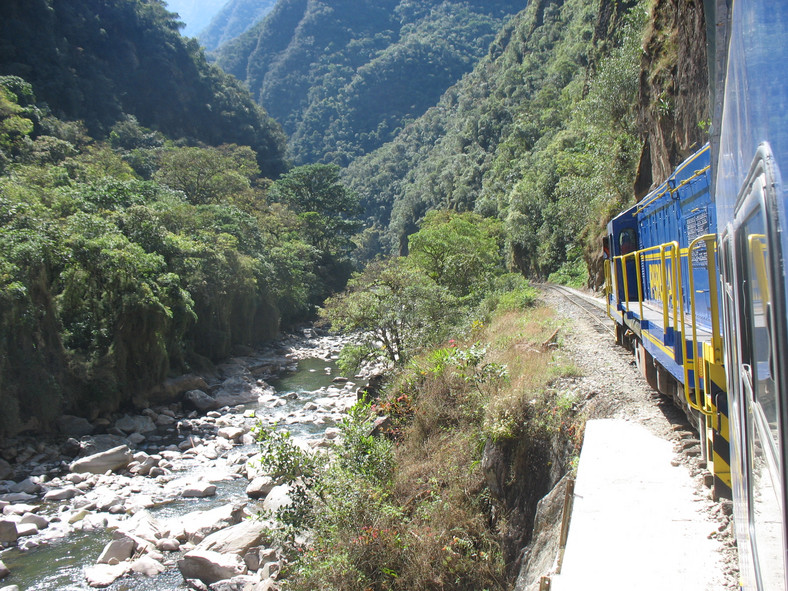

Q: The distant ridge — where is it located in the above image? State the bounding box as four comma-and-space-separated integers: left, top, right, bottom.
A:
199, 0, 277, 50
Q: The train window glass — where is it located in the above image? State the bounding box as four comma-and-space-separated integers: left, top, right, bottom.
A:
735, 164, 785, 590
618, 229, 636, 254
740, 180, 780, 452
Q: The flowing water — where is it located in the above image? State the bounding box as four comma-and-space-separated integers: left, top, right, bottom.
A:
0, 356, 340, 590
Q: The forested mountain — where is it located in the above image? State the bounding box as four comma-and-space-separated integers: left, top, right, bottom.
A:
198, 0, 277, 51
344, 0, 708, 286
212, 0, 524, 165
0, 0, 288, 177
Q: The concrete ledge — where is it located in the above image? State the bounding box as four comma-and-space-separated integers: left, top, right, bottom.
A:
551, 419, 723, 591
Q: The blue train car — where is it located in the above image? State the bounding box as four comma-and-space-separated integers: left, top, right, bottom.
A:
604, 1, 788, 588
712, 1, 788, 589
606, 145, 719, 413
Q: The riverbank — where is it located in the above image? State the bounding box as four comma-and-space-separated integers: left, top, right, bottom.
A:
0, 327, 378, 590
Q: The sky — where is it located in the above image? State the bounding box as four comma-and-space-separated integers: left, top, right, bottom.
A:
164, 0, 229, 37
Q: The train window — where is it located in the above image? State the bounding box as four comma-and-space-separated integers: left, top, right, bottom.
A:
733, 145, 786, 590
619, 228, 636, 254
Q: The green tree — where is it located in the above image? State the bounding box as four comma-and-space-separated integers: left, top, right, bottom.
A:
154, 144, 260, 205
321, 257, 455, 364
269, 163, 361, 254
407, 210, 503, 298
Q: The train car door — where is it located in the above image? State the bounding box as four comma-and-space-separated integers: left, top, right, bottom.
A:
731, 149, 788, 591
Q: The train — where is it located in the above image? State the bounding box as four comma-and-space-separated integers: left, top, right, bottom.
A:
603, 1, 788, 589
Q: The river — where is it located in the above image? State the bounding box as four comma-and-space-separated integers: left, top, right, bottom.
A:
0, 332, 358, 590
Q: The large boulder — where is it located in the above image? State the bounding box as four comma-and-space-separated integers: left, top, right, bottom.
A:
77, 435, 130, 457
261, 485, 292, 513
177, 550, 246, 585
130, 555, 165, 576
84, 563, 130, 587
196, 519, 271, 556
43, 487, 80, 501
245, 476, 275, 500
178, 503, 245, 544
97, 536, 136, 565
70, 445, 132, 474
181, 482, 217, 499
184, 390, 220, 412
0, 559, 9, 579
116, 510, 165, 546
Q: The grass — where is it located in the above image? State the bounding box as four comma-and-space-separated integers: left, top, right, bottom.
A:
275, 298, 585, 590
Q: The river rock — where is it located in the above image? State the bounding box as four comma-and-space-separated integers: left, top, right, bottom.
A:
85, 562, 130, 587
116, 510, 164, 546
217, 427, 245, 442
14, 522, 37, 537
261, 485, 291, 513
127, 432, 146, 445
2, 503, 37, 516
0, 521, 17, 544
178, 503, 245, 544
130, 555, 166, 576
97, 536, 136, 564
156, 414, 176, 426
78, 435, 130, 457
60, 437, 82, 459
156, 537, 180, 551
181, 482, 217, 498
70, 445, 132, 474
196, 519, 270, 556
0, 493, 36, 503
56, 415, 95, 438
209, 575, 264, 591
19, 513, 48, 529
10, 477, 41, 495
43, 486, 80, 501
185, 390, 221, 412
177, 550, 246, 585
0, 560, 9, 579
245, 476, 275, 500
115, 414, 156, 434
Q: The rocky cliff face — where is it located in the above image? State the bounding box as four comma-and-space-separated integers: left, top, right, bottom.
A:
635, 0, 709, 197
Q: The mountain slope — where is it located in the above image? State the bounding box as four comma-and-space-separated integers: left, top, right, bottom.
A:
343, 0, 650, 282
0, 0, 288, 177
212, 0, 524, 165
198, 0, 277, 50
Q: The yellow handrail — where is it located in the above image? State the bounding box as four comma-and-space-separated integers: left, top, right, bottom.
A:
633, 165, 711, 216
604, 259, 612, 320
614, 243, 679, 338
686, 234, 717, 416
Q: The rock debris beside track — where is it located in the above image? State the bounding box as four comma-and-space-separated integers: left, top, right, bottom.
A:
540, 286, 739, 590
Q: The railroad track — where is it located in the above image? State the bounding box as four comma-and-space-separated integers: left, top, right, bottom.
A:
540, 283, 617, 339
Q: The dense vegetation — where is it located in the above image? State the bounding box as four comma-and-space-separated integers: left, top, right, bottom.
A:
0, 77, 360, 436
258, 219, 581, 588
198, 0, 277, 51
345, 0, 648, 287
0, 0, 288, 177
212, 0, 524, 166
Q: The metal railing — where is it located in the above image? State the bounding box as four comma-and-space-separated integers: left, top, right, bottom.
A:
685, 234, 720, 416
